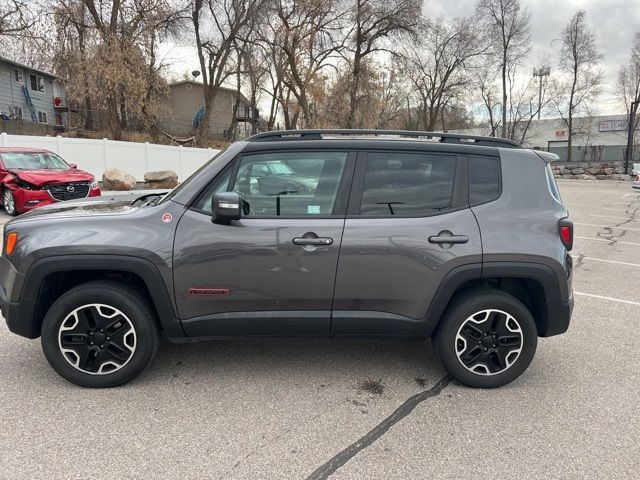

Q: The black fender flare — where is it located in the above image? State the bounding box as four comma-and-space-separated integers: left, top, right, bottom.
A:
12, 255, 183, 339
424, 261, 570, 337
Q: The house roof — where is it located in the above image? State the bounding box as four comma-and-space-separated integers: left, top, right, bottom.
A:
0, 56, 59, 79
168, 80, 250, 104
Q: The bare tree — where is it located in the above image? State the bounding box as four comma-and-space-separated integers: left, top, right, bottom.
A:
476, 0, 531, 138
191, 0, 266, 144
557, 9, 603, 161
266, 0, 347, 128
0, 0, 34, 38
505, 73, 554, 144
474, 56, 501, 136
400, 16, 488, 131
345, 0, 421, 128
617, 32, 640, 169
320, 60, 406, 128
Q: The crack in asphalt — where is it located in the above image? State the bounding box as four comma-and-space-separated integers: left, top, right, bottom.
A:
305, 375, 451, 480
592, 198, 639, 246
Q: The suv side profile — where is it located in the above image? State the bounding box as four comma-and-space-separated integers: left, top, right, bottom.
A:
0, 130, 573, 388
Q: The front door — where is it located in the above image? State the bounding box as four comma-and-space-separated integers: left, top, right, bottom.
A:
173, 150, 355, 336
332, 150, 482, 334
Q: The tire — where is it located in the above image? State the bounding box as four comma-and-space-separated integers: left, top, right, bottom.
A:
3, 188, 18, 216
41, 280, 160, 388
433, 289, 538, 388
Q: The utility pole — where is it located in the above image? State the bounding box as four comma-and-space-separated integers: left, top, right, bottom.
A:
532, 66, 551, 120
625, 100, 639, 174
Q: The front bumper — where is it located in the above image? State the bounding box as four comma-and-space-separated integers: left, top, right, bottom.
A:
12, 186, 101, 214
0, 256, 37, 338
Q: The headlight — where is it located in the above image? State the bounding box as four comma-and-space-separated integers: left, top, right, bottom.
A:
90, 180, 99, 188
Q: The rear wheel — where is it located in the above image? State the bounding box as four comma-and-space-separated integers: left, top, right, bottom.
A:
3, 189, 17, 216
41, 281, 160, 387
433, 289, 538, 388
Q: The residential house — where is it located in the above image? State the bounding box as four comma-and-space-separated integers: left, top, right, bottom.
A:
158, 80, 258, 139
0, 57, 66, 132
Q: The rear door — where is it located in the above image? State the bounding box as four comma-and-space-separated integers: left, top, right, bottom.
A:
173, 149, 355, 336
332, 150, 482, 335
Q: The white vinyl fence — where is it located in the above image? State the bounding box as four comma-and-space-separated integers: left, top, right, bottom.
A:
0, 133, 220, 181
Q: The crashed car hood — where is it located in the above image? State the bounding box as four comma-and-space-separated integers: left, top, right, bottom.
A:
8, 168, 94, 185
11, 196, 138, 222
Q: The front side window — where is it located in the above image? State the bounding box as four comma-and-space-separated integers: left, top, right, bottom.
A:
359, 152, 456, 216
195, 151, 348, 217
30, 74, 45, 93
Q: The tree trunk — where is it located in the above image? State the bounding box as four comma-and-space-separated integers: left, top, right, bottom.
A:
348, 50, 362, 128
78, 25, 94, 131
226, 67, 242, 141
119, 94, 127, 130
501, 49, 507, 138
196, 87, 216, 146
107, 94, 121, 140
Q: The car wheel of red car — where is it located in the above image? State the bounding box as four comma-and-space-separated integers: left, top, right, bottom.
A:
2, 189, 18, 216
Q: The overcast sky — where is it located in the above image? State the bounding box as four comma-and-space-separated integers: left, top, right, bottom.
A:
426, 0, 640, 115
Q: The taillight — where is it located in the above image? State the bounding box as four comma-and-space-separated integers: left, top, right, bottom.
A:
558, 219, 573, 251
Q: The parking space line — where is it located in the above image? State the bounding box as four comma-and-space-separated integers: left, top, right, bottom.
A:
574, 235, 640, 246
574, 222, 640, 232
574, 292, 640, 307
589, 214, 637, 220
572, 255, 640, 268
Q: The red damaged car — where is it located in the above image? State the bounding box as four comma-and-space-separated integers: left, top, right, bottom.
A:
0, 148, 100, 216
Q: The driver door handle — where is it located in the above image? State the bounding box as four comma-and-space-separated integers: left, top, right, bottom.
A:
428, 235, 469, 244
292, 237, 333, 246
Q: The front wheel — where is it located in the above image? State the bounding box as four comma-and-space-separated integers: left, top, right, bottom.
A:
433, 289, 538, 388
3, 188, 17, 216
41, 281, 160, 387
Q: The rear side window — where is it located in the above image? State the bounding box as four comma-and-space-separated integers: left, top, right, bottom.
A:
360, 152, 456, 216
469, 156, 500, 204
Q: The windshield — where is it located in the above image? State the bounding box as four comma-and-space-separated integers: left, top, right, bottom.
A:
1, 152, 70, 170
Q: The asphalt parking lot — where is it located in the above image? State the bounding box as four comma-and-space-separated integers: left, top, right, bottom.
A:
1, 180, 639, 479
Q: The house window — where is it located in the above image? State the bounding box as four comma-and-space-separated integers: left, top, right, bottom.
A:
14, 69, 24, 83
30, 74, 45, 93
11, 106, 23, 120
37, 111, 48, 123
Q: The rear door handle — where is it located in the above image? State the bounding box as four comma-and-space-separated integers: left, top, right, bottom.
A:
428, 234, 469, 244
292, 237, 333, 246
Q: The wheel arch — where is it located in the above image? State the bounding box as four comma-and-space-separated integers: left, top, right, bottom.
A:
11, 255, 183, 339
426, 262, 570, 337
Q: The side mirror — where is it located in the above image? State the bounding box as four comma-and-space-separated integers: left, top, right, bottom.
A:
212, 192, 241, 224
69, 163, 78, 169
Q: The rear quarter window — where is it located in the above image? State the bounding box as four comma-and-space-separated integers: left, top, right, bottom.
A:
469, 156, 500, 205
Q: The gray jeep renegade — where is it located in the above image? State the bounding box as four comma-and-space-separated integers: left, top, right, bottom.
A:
0, 130, 573, 388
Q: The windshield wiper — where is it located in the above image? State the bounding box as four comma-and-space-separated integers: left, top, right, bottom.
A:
130, 193, 166, 207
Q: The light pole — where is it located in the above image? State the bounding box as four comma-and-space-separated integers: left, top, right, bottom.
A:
533, 67, 551, 120
625, 100, 639, 175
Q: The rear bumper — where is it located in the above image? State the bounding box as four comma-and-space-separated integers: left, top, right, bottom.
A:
543, 292, 574, 337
